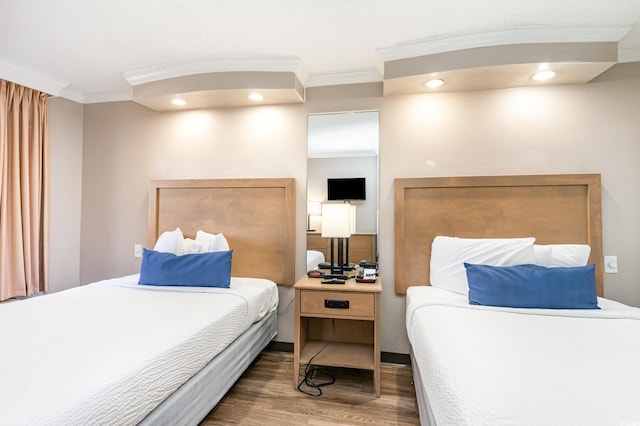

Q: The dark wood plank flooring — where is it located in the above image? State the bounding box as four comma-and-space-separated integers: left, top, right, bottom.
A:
200, 351, 420, 425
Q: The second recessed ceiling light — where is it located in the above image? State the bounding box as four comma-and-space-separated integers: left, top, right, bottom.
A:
425, 79, 445, 88
532, 70, 556, 81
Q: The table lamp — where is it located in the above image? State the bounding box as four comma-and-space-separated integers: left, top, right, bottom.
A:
344, 204, 357, 269
321, 203, 352, 277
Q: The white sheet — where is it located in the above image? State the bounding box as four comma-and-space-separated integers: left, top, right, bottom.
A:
307, 249, 325, 270
406, 286, 640, 426
0, 275, 278, 426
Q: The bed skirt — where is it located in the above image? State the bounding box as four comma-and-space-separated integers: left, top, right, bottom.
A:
139, 310, 277, 425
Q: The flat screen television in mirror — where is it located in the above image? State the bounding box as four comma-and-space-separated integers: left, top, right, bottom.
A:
327, 177, 366, 200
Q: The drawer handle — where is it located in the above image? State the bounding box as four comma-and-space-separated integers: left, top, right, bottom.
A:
324, 299, 349, 309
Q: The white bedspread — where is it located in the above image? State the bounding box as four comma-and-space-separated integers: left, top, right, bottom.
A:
0, 275, 278, 426
406, 286, 640, 426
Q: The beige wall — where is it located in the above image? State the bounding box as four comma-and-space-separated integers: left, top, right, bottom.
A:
50, 63, 640, 354
48, 97, 83, 293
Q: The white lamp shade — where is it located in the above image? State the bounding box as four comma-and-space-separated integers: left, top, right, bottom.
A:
321, 203, 352, 238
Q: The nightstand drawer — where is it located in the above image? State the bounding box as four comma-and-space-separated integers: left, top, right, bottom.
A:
300, 290, 374, 317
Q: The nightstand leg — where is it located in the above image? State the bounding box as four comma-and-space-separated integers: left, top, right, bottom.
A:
293, 288, 301, 390
293, 358, 300, 390
374, 292, 381, 397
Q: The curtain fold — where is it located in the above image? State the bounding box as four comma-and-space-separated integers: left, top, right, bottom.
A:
0, 79, 49, 301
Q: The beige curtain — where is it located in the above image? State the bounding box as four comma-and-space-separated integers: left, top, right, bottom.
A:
0, 79, 49, 301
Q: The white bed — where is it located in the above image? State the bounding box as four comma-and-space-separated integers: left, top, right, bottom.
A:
0, 178, 296, 425
395, 174, 640, 425
0, 275, 278, 425
406, 286, 640, 425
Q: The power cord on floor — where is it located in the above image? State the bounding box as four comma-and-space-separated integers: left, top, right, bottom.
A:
297, 319, 336, 397
277, 296, 295, 315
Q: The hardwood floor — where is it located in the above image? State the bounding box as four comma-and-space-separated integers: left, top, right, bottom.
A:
201, 351, 421, 425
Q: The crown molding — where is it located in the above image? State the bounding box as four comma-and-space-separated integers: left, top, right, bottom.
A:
0, 57, 69, 96
81, 90, 133, 104
377, 25, 633, 62
123, 55, 304, 86
56, 87, 84, 103
305, 69, 382, 88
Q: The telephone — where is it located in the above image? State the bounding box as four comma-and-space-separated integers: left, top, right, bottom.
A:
359, 260, 377, 269
356, 266, 377, 283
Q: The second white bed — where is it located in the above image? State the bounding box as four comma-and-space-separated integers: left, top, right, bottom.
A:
406, 286, 640, 426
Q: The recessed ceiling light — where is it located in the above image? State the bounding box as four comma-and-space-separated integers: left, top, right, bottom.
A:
424, 79, 444, 88
171, 96, 186, 106
532, 70, 556, 81
248, 92, 264, 101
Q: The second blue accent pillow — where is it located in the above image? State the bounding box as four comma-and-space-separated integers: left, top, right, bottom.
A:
139, 248, 232, 288
465, 263, 598, 309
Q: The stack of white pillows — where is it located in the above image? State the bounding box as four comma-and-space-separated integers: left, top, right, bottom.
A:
430, 236, 591, 296
152, 228, 230, 255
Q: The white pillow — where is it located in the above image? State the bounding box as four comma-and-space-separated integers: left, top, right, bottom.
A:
534, 244, 591, 267
153, 227, 183, 254
533, 244, 553, 266
196, 230, 230, 252
430, 236, 536, 295
177, 238, 210, 255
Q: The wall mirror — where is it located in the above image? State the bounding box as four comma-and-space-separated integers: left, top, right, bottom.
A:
306, 110, 379, 270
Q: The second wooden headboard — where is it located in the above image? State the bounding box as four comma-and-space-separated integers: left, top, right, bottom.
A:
394, 174, 603, 295
148, 178, 296, 286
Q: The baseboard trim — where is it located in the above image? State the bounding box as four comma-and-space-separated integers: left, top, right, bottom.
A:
266, 341, 293, 353
266, 341, 411, 365
381, 351, 411, 365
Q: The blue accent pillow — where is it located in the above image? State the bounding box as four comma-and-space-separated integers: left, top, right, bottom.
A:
465, 263, 598, 309
139, 249, 232, 288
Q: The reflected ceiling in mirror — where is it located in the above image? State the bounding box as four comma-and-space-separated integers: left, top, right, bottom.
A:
308, 111, 379, 158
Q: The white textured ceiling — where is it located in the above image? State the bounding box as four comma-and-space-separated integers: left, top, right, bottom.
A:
1, 0, 640, 103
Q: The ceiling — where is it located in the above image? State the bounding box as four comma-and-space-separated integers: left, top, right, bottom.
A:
2, 0, 640, 109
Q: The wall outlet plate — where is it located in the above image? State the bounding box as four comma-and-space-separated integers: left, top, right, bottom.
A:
134, 244, 143, 258
604, 255, 618, 273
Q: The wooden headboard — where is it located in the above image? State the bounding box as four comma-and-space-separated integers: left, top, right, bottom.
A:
394, 174, 603, 295
148, 178, 296, 286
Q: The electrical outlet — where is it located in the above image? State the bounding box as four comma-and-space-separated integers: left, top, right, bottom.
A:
134, 244, 143, 258
604, 255, 618, 273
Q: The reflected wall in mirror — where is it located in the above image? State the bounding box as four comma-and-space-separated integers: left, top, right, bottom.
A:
306, 111, 379, 269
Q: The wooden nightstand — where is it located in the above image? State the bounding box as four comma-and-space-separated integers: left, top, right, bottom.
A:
293, 274, 382, 397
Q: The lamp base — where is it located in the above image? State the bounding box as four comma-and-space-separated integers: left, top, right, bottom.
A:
324, 273, 349, 280
318, 263, 356, 271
